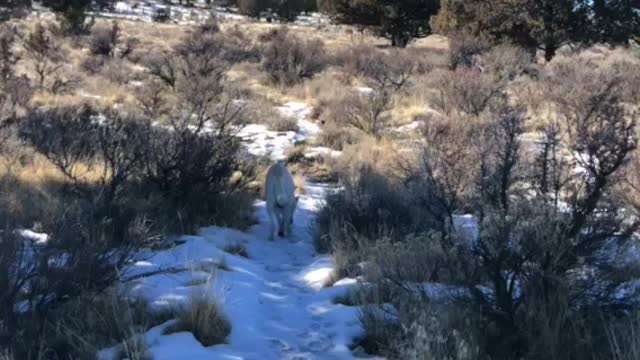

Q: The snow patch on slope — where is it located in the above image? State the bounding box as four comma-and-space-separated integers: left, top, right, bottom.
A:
239, 102, 319, 160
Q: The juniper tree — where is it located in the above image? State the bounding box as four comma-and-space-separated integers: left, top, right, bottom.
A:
321, 0, 440, 47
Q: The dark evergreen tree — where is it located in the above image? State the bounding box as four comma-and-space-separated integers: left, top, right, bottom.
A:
42, 0, 93, 35
237, 0, 268, 18
272, 0, 305, 21
321, 0, 440, 47
592, 0, 640, 45
449, 0, 589, 61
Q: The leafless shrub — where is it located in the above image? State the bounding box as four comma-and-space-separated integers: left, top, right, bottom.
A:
144, 24, 257, 95
405, 113, 479, 235
448, 30, 490, 70
335, 90, 392, 139
81, 53, 107, 74
135, 78, 171, 119
405, 47, 447, 74
366, 234, 447, 285
260, 28, 326, 86
314, 165, 417, 254
0, 25, 31, 133
285, 143, 307, 164
50, 75, 80, 95
19, 105, 100, 182
473, 43, 536, 82
134, 114, 246, 232
317, 121, 358, 151
613, 61, 640, 103
359, 297, 483, 360
248, 99, 299, 132
430, 67, 505, 116
257, 27, 287, 43
101, 58, 130, 85
89, 20, 136, 60
0, 191, 159, 358
217, 26, 261, 64
4, 285, 169, 359
268, 113, 299, 132
41, 290, 170, 359
338, 46, 416, 91
0, 75, 31, 131
449, 80, 635, 359
90, 21, 120, 57
336, 45, 378, 80
197, 15, 220, 34
23, 23, 65, 92
0, 24, 19, 82
144, 51, 177, 88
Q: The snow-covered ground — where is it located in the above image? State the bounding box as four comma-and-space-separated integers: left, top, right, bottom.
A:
96, 100, 372, 359
109, 183, 365, 359
238, 101, 331, 160
96, 1, 330, 26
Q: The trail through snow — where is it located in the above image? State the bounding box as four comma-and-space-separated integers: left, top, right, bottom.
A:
101, 102, 370, 359
120, 184, 363, 360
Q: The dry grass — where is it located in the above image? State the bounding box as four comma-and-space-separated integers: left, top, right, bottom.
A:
0, 152, 108, 185
223, 242, 250, 258
164, 290, 231, 347
117, 18, 187, 51
117, 334, 152, 360
389, 90, 431, 127
328, 136, 411, 181
287, 69, 352, 107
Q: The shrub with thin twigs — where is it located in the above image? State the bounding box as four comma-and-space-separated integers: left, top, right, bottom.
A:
430, 67, 505, 116
337, 46, 416, 91
260, 28, 326, 86
448, 30, 490, 70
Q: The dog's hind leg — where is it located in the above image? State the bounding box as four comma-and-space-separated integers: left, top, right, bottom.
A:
267, 205, 278, 241
277, 211, 285, 238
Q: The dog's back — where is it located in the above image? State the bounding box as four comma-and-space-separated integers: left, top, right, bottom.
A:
265, 161, 297, 239
265, 161, 295, 207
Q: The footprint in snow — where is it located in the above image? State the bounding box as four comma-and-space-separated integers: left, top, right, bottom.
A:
269, 338, 292, 352
297, 330, 334, 353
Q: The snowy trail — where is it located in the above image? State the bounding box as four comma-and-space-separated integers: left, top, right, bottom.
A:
120, 183, 363, 360
210, 183, 362, 360
96, 102, 370, 359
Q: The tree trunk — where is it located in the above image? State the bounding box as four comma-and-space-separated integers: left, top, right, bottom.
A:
544, 44, 556, 62
390, 32, 409, 47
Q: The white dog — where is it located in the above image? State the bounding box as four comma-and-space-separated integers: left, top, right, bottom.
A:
265, 161, 298, 240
